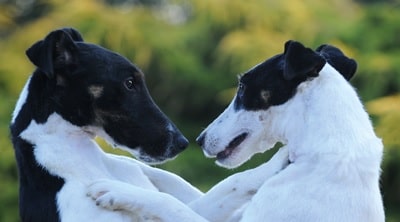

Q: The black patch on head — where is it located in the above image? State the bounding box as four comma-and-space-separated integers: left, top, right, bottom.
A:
283, 41, 325, 80
62, 27, 84, 42
20, 27, 188, 154
21, 27, 189, 157
97, 74, 187, 159
316, 44, 357, 81
234, 40, 326, 111
26, 28, 79, 79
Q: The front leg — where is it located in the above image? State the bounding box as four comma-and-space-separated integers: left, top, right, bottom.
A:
136, 161, 204, 204
108, 154, 203, 204
189, 146, 289, 222
87, 179, 208, 222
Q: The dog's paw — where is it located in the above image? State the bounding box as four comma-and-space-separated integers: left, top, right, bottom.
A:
87, 179, 138, 212
86, 179, 111, 200
94, 191, 129, 211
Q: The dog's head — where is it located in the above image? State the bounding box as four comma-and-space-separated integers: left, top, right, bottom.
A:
196, 40, 357, 168
24, 28, 188, 164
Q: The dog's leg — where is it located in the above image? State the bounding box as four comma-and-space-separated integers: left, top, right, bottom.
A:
106, 154, 204, 204
189, 146, 289, 222
138, 161, 204, 204
87, 179, 208, 222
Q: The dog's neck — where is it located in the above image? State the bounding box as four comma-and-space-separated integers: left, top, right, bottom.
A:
274, 64, 382, 164
19, 113, 108, 183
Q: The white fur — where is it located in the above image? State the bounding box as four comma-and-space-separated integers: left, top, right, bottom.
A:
199, 95, 278, 169
11, 76, 31, 124
20, 113, 203, 222
87, 63, 384, 222
87, 146, 289, 222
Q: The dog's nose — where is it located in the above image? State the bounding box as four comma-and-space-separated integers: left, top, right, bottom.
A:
176, 135, 189, 151
196, 133, 206, 147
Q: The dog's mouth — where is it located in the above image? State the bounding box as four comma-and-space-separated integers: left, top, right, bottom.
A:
217, 132, 248, 160
137, 154, 171, 165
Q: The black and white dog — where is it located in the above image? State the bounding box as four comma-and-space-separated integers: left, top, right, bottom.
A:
10, 28, 205, 222
87, 41, 385, 222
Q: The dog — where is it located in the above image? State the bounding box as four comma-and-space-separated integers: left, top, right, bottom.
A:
10, 28, 205, 222
87, 41, 385, 222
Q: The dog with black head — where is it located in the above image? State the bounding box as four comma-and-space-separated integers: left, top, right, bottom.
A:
10, 28, 203, 222
87, 40, 385, 222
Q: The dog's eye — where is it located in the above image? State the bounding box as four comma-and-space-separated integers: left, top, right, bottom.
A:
237, 83, 246, 100
238, 82, 246, 97
124, 78, 135, 90
238, 82, 245, 91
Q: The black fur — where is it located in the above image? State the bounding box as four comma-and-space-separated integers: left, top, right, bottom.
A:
316, 44, 357, 81
234, 41, 325, 111
11, 28, 188, 222
234, 40, 356, 111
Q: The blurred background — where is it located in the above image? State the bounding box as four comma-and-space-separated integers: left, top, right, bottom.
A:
0, 0, 399, 221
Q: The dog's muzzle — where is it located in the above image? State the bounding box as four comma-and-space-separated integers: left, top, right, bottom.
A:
216, 132, 248, 160
196, 132, 249, 160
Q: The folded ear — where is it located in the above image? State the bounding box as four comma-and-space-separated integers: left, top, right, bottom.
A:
316, 44, 357, 81
283, 40, 326, 81
61, 27, 84, 42
26, 29, 79, 79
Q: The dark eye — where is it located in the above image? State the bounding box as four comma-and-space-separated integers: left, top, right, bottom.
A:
238, 82, 245, 91
238, 82, 246, 97
124, 77, 135, 90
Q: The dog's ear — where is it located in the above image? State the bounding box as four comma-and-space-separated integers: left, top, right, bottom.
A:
61, 27, 84, 42
283, 40, 326, 81
26, 29, 79, 79
316, 44, 357, 81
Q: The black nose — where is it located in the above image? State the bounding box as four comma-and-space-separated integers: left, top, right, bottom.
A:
175, 135, 189, 151
196, 133, 206, 147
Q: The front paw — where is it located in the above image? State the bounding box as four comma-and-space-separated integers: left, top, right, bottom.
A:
93, 191, 125, 211
87, 179, 134, 211
87, 180, 108, 199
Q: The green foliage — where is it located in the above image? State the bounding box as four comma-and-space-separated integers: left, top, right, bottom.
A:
0, 90, 19, 222
344, 4, 400, 100
0, 0, 399, 221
